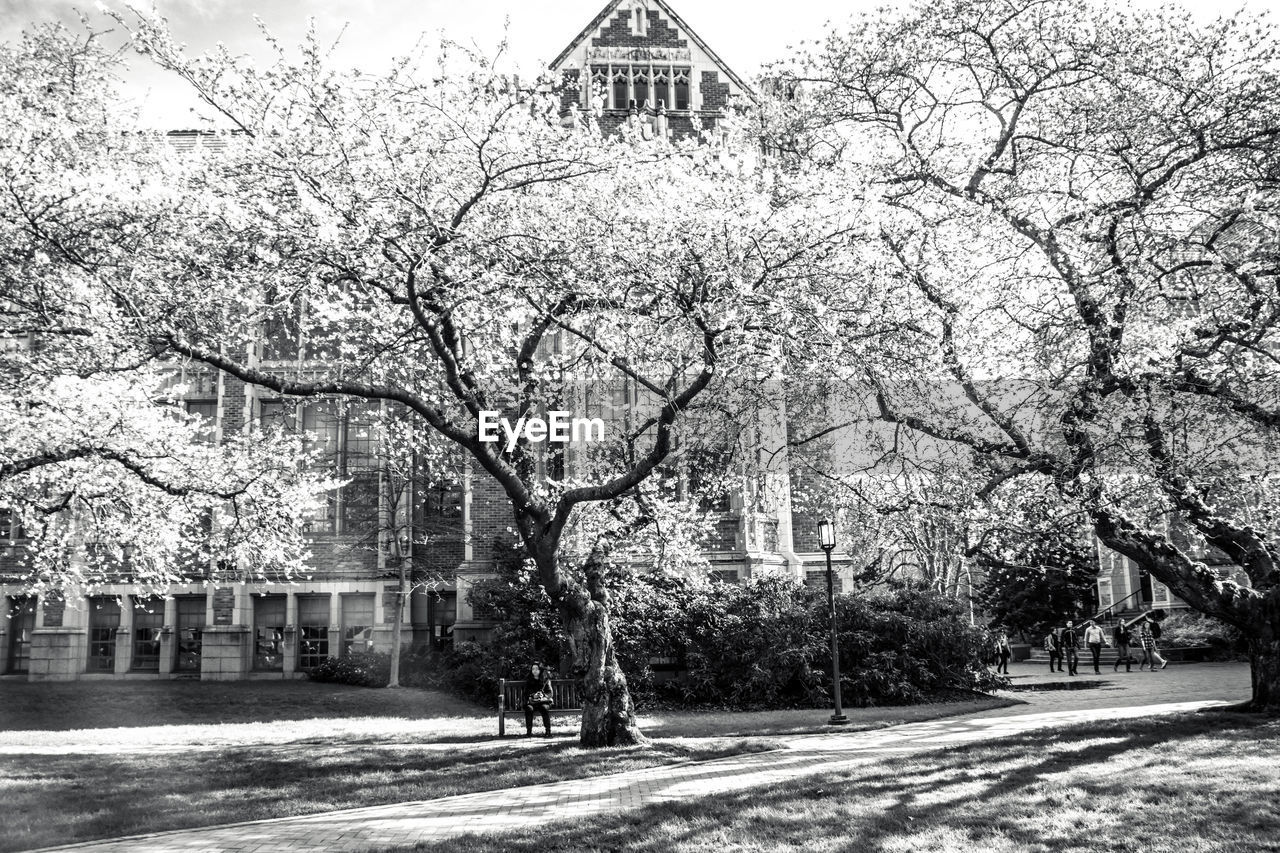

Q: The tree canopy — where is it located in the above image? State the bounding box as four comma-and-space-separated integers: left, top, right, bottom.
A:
773, 0, 1280, 709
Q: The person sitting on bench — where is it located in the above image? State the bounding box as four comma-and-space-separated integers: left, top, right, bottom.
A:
523, 662, 554, 737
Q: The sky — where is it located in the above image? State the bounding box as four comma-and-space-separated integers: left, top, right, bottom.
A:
1, 0, 1274, 125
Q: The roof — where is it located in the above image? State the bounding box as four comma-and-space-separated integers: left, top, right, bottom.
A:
548, 0, 755, 98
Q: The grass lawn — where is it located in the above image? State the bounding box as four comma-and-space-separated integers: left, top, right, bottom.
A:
0, 680, 1013, 852
387, 711, 1280, 853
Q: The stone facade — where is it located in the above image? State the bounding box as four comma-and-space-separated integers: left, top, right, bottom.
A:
549, 0, 753, 140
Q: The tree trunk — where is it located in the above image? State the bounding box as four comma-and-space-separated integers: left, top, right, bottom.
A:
563, 594, 647, 747
1241, 589, 1280, 713
387, 558, 407, 688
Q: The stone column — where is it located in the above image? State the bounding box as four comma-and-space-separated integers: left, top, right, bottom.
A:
282, 593, 298, 677
157, 597, 177, 676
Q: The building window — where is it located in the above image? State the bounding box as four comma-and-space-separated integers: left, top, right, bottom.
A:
653, 71, 670, 109
341, 594, 375, 656
262, 295, 303, 361
0, 506, 21, 541
297, 595, 330, 671
674, 70, 690, 110
429, 592, 456, 651
709, 569, 740, 583
87, 596, 120, 672
612, 71, 629, 111
259, 400, 381, 536
686, 445, 733, 512
253, 595, 286, 671
185, 399, 218, 443
633, 70, 649, 108
6, 596, 36, 674
174, 596, 205, 672
131, 598, 163, 671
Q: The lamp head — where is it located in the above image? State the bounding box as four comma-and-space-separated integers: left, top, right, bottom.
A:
818, 519, 836, 551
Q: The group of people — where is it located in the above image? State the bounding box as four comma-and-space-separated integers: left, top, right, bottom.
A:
1042, 615, 1168, 674
991, 613, 1169, 676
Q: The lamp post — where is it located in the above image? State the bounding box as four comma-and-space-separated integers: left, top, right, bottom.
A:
819, 519, 849, 725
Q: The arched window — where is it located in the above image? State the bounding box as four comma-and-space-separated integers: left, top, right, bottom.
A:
673, 69, 690, 110
612, 71, 629, 110
633, 70, 649, 109
652, 69, 670, 110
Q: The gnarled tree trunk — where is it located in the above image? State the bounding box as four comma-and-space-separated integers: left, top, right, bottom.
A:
561, 592, 646, 746
1243, 589, 1280, 713
533, 526, 647, 747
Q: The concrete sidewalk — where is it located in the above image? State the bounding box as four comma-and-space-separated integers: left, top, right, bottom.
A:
26, 662, 1252, 853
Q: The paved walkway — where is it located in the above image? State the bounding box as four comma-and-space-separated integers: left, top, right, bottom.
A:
27, 662, 1251, 853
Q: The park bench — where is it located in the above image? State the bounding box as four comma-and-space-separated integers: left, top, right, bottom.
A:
498, 677, 583, 736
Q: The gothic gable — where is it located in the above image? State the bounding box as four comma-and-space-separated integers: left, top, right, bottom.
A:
549, 0, 752, 138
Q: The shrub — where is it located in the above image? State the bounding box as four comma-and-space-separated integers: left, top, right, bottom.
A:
422, 563, 1000, 710
835, 584, 1004, 706
307, 652, 391, 687
1157, 610, 1244, 658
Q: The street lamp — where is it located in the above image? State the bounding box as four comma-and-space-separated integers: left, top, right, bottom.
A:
818, 519, 849, 725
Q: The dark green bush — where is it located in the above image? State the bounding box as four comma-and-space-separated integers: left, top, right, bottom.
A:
307, 652, 391, 687
412, 564, 1001, 710
835, 584, 1004, 706
1157, 610, 1245, 658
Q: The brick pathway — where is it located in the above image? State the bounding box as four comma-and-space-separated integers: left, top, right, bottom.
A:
25, 662, 1251, 853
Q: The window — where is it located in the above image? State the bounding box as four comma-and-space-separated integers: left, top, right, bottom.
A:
87, 597, 120, 672
687, 445, 733, 512
6, 597, 36, 674
590, 64, 691, 112
174, 596, 204, 672
341, 594, 375, 656
262, 297, 303, 361
653, 71, 670, 110
429, 592, 456, 651
253, 595, 286, 671
185, 400, 218, 443
131, 598, 163, 671
422, 479, 463, 520
612, 71, 629, 111
297, 595, 330, 670
674, 70, 690, 110
0, 506, 20, 541
340, 409, 380, 535
260, 400, 381, 535
633, 71, 649, 108
709, 570, 740, 584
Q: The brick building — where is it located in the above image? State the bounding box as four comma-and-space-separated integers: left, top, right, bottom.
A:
0, 0, 843, 682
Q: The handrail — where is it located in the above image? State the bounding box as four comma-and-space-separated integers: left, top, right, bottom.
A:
1081, 588, 1143, 625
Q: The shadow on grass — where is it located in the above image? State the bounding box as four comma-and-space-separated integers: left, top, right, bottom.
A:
388, 712, 1280, 853
0, 729, 777, 853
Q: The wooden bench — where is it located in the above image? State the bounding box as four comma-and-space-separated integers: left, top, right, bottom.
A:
498, 678, 583, 736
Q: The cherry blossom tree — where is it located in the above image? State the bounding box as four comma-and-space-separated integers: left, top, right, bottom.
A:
775, 0, 1280, 709
29, 10, 869, 745
1, 25, 328, 596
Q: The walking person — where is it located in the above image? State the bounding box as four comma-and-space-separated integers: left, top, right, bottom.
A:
994, 631, 1012, 675
1061, 620, 1080, 676
523, 662, 554, 737
1044, 628, 1063, 673
1113, 620, 1135, 672
1138, 618, 1168, 672
1084, 620, 1107, 674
